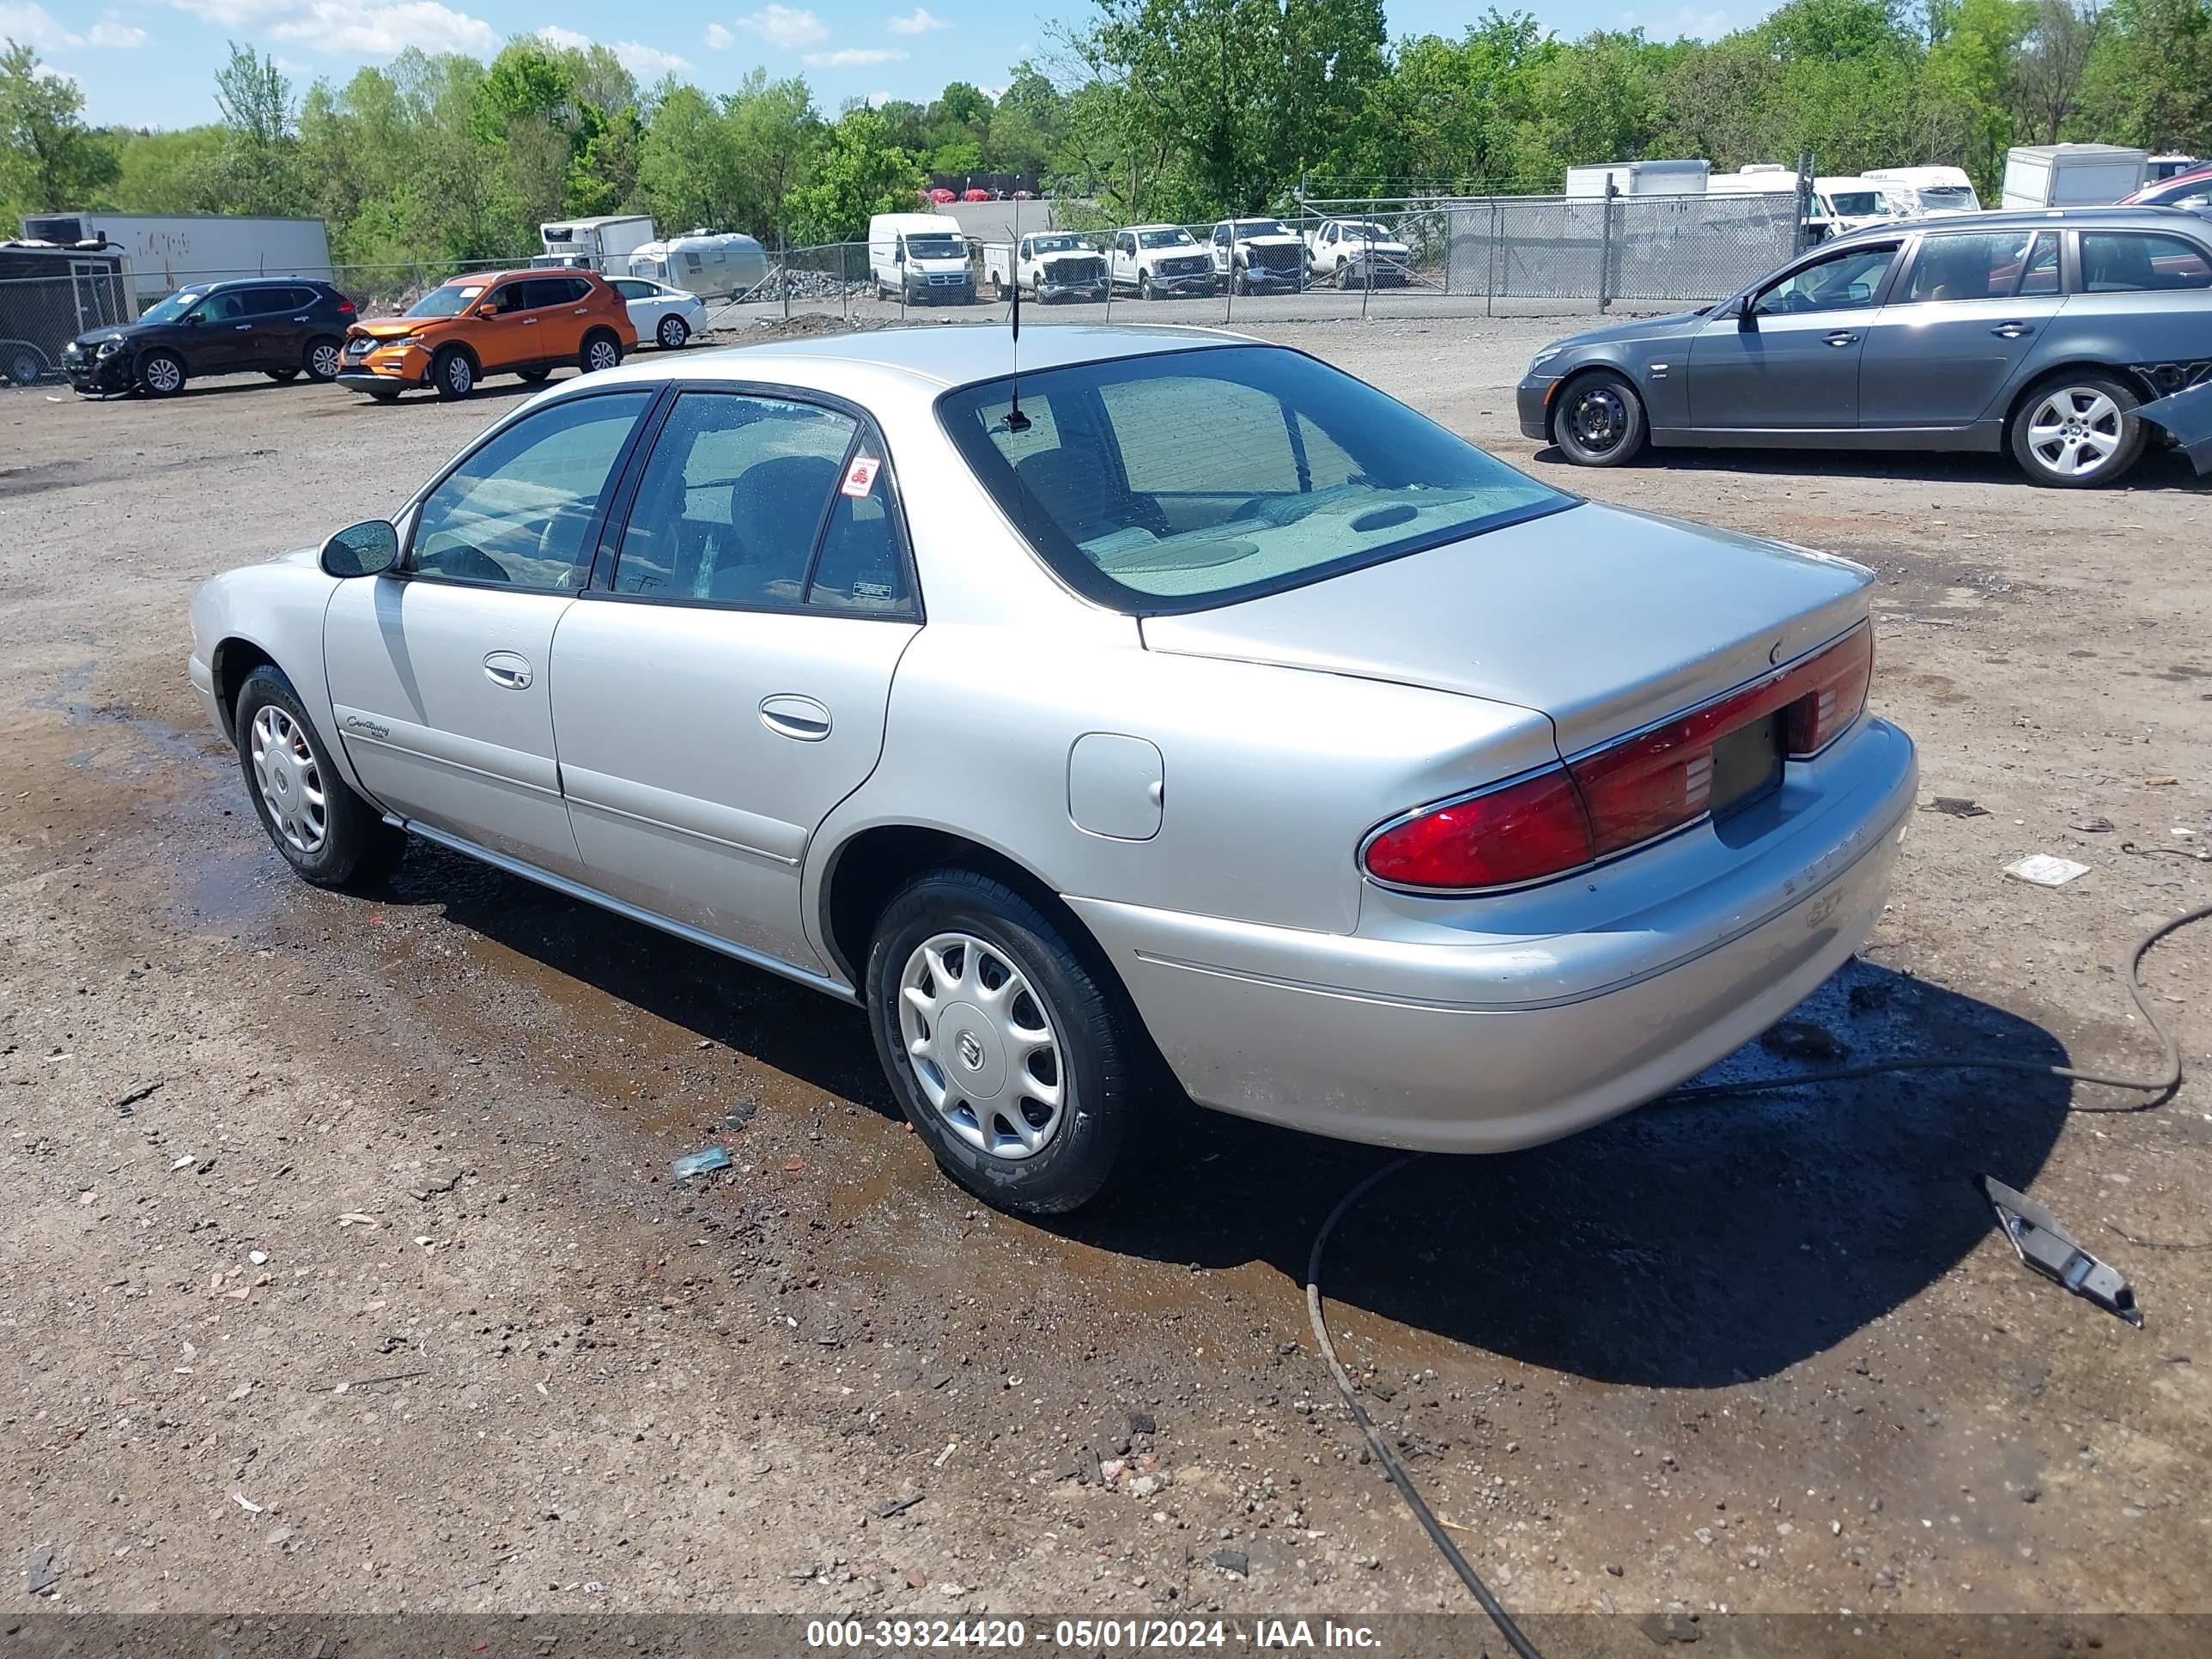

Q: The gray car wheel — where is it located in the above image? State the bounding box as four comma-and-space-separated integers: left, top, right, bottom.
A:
580, 331, 623, 374
2010, 374, 2145, 487
9, 345, 47, 385
867, 868, 1141, 1214
431, 347, 475, 400
1553, 369, 1648, 466
656, 313, 690, 349
233, 665, 400, 890
304, 337, 343, 382
140, 350, 185, 397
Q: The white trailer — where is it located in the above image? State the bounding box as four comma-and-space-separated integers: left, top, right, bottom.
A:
2001, 143, 2148, 210
1564, 160, 1710, 198
539, 215, 657, 274
16, 211, 333, 308
628, 231, 769, 300
1863, 166, 1982, 215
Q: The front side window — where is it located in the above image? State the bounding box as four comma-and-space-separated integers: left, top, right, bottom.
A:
140, 289, 206, 325
1904, 231, 2054, 302
2081, 231, 2212, 292
196, 290, 247, 323
939, 344, 1568, 613
1753, 244, 1897, 315
610, 392, 885, 609
409, 391, 653, 589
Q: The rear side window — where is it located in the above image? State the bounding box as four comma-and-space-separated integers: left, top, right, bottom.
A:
409, 392, 653, 590
2080, 232, 2212, 292
611, 391, 913, 615
1905, 231, 2055, 302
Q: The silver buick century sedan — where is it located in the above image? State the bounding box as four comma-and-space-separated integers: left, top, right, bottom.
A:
189, 326, 1917, 1212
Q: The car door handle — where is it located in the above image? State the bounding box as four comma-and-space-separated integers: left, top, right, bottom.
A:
521, 317, 538, 325
1991, 321, 2033, 338
291, 315, 308, 322
1824, 331, 1858, 346
573, 307, 588, 315
235, 324, 252, 331
483, 652, 533, 690
758, 694, 832, 741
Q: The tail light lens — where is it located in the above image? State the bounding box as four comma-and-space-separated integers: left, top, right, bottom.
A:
1364, 623, 1873, 891
337, 295, 357, 316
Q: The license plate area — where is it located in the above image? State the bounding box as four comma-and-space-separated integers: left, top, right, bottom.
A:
1709, 709, 1785, 821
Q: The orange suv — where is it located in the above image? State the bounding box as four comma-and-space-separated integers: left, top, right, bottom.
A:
337, 269, 637, 402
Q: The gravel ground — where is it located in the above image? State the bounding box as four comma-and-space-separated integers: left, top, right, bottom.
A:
3, 315, 2209, 1632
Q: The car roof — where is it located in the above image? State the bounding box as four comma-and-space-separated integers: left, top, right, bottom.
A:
1826, 204, 2208, 245
562, 323, 1250, 397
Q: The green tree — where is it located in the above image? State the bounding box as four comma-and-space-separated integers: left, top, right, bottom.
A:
785, 106, 920, 243
0, 40, 121, 213
2081, 0, 2212, 151
107, 125, 226, 213
212, 41, 306, 214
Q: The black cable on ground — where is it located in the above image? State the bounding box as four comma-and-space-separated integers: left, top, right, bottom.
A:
1304, 899, 2212, 1657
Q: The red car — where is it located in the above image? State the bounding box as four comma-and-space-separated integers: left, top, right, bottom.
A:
927, 187, 957, 205
963, 188, 992, 203
2123, 161, 2212, 210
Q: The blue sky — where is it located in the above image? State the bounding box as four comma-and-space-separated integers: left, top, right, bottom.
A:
8, 0, 1749, 132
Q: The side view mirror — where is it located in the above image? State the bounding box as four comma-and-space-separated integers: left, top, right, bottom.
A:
1737, 298, 1759, 330
319, 520, 399, 579
184, 313, 204, 326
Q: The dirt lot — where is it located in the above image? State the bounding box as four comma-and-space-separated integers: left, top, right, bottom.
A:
3, 315, 2209, 1638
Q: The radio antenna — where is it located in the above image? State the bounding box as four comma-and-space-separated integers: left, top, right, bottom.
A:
1006, 190, 1030, 432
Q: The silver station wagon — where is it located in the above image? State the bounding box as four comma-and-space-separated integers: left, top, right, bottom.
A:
190, 327, 1917, 1212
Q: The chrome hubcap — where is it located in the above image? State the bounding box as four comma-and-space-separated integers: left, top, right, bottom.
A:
145, 357, 179, 392
447, 357, 471, 392
249, 705, 327, 856
2027, 386, 2121, 477
658, 318, 684, 346
312, 343, 340, 377
1571, 388, 1624, 449
897, 932, 1065, 1161
590, 340, 619, 370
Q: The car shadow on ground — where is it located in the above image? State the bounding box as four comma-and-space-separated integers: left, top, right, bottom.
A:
1529, 442, 2209, 491
370, 838, 2074, 1390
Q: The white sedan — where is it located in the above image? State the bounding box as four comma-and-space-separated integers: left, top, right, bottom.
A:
610, 277, 707, 349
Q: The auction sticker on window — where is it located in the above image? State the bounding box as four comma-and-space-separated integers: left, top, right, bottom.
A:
842, 455, 881, 498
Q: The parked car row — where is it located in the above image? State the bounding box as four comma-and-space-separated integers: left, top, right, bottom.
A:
64, 267, 710, 401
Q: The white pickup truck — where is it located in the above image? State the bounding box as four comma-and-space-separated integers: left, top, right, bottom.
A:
1209, 218, 1307, 295
1302, 217, 1413, 286
981, 232, 1109, 302
1108, 225, 1218, 298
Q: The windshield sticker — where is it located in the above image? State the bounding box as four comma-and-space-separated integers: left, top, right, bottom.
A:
841, 455, 881, 499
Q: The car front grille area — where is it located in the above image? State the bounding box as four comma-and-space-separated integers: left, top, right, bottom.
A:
1251, 245, 1300, 274
1044, 258, 1105, 284
1162, 256, 1210, 276
925, 271, 969, 287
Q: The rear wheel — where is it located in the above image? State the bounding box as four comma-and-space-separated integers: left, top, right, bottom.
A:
866, 869, 1141, 1215
2010, 373, 2145, 487
6, 344, 43, 385
233, 666, 400, 890
431, 347, 475, 400
1552, 369, 1647, 466
655, 313, 690, 349
580, 331, 623, 374
140, 350, 185, 397
304, 337, 343, 383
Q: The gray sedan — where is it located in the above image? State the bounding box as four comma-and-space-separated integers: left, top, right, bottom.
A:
1519, 206, 2212, 486
190, 326, 1915, 1212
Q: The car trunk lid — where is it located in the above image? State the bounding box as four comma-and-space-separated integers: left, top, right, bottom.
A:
1139, 501, 1874, 756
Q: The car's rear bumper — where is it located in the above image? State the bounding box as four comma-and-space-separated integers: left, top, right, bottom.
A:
1517, 374, 1559, 441
1069, 716, 1917, 1154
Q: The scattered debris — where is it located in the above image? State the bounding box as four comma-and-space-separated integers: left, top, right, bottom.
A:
2005, 854, 2089, 888
2069, 815, 2114, 834
1209, 1549, 1249, 1577
1605, 1562, 1626, 1577
1128, 1409, 1158, 1436
232, 1492, 264, 1514
1984, 1176, 2142, 1328
877, 1495, 925, 1519
25, 1547, 59, 1596
1923, 796, 1989, 818
905, 1566, 927, 1590
671, 1147, 732, 1181
932, 1441, 958, 1469
2145, 775, 2179, 787
1759, 1020, 1847, 1062
112, 1080, 163, 1113
322, 1369, 430, 1394
247, 1250, 268, 1266
1638, 1612, 1702, 1644
169, 1154, 193, 1171
336, 1212, 380, 1229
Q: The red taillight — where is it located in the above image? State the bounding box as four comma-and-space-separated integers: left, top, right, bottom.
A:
337, 295, 357, 316
1363, 623, 1874, 891
1361, 767, 1595, 890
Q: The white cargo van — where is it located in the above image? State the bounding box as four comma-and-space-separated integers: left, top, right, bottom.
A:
2001, 143, 2149, 209
868, 213, 975, 305
1862, 167, 1981, 216
1563, 160, 1710, 198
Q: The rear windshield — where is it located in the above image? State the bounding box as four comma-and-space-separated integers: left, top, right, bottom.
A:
938, 344, 1570, 615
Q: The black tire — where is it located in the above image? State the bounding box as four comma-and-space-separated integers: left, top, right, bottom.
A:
303, 336, 343, 383
2008, 371, 2146, 488
866, 868, 1141, 1215
6, 344, 43, 386
266, 367, 301, 383
1138, 271, 1153, 301
1551, 368, 1648, 466
232, 665, 400, 890
517, 366, 552, 383
431, 346, 475, 401
655, 313, 690, 349
580, 330, 623, 375
139, 350, 186, 397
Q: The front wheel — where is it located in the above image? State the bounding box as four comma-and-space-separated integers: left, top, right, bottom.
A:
655, 313, 690, 349
431, 347, 475, 400
1552, 369, 1648, 466
304, 337, 343, 382
580, 331, 622, 374
234, 666, 400, 890
866, 869, 1142, 1215
1138, 272, 1153, 301
140, 351, 185, 397
2010, 374, 2145, 487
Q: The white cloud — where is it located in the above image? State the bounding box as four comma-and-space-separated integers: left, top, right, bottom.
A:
734, 3, 825, 48
804, 45, 902, 66
2, 3, 149, 49
612, 39, 689, 73
1620, 4, 1731, 39
704, 20, 733, 47
536, 22, 590, 48
865, 87, 891, 106
169, 0, 495, 56
886, 6, 947, 33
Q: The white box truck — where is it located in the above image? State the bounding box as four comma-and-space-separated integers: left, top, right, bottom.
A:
539, 215, 657, 274
1563, 159, 1710, 198
17, 211, 333, 307
2001, 143, 2149, 209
